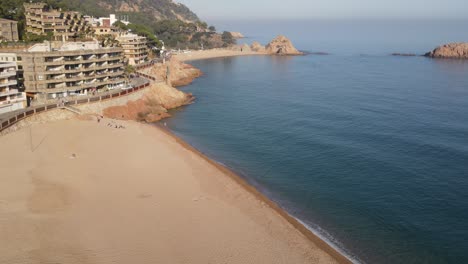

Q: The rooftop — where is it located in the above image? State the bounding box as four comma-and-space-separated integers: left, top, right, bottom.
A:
0, 18, 18, 23
117, 33, 147, 41
27, 41, 115, 52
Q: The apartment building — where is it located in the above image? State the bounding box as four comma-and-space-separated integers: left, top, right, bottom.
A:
116, 33, 149, 65
0, 18, 19, 42
0, 62, 26, 114
24, 2, 91, 41
13, 41, 125, 102
94, 26, 121, 37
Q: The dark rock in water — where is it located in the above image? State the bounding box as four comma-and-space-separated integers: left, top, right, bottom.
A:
425, 43, 468, 59
391, 53, 418, 57
308, 51, 330, 55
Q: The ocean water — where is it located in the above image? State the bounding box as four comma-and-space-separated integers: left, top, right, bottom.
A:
163, 20, 468, 263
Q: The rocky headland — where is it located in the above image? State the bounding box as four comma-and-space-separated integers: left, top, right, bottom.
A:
103, 58, 200, 123
425, 43, 468, 59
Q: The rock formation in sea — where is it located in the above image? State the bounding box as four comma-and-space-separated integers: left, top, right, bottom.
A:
230, 32, 245, 39
265, 35, 303, 55
251, 41, 266, 52
425, 43, 468, 59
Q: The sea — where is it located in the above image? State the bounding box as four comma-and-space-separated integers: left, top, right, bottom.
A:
162, 20, 468, 263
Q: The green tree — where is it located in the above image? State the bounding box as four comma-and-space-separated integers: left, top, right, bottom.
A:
221, 31, 235, 47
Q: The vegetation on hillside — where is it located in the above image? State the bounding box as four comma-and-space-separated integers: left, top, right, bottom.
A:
0, 0, 236, 49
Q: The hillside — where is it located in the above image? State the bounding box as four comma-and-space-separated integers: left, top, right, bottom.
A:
1, 0, 236, 49
1, 0, 201, 40
61, 0, 200, 23
0, 0, 199, 23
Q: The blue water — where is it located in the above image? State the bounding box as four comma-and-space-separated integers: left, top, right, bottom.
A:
164, 20, 468, 263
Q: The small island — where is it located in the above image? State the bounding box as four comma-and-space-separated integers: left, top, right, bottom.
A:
425, 43, 468, 59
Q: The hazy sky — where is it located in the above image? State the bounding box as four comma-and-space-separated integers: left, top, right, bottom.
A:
176, 0, 468, 20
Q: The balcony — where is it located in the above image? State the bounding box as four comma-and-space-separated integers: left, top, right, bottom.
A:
0, 71, 16, 78
0, 89, 20, 97
46, 66, 65, 72
0, 80, 17, 88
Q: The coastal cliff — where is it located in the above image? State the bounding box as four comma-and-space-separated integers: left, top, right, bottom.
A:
103, 59, 201, 123
103, 82, 194, 123
425, 43, 468, 59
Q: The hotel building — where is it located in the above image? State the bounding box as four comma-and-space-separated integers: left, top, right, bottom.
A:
116, 33, 149, 66
13, 41, 125, 102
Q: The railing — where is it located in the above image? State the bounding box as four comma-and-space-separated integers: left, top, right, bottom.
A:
0, 80, 151, 132
135, 72, 157, 81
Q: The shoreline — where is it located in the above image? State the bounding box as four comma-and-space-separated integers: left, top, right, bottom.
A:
166, 51, 354, 263
155, 123, 354, 264
0, 118, 345, 263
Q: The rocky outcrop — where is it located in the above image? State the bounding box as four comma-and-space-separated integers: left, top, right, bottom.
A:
230, 32, 245, 39
265, 35, 303, 55
144, 58, 203, 87
425, 43, 468, 59
251, 42, 266, 52
103, 82, 194, 123
103, 58, 200, 123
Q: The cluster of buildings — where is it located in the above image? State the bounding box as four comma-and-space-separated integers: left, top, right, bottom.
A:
0, 2, 154, 115
24, 3, 91, 41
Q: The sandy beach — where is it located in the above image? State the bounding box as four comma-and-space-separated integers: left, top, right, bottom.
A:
174, 48, 266, 62
0, 118, 349, 264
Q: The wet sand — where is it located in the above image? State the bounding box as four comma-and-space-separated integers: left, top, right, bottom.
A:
0, 118, 349, 264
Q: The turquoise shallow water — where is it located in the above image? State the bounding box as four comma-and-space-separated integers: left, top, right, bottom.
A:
163, 20, 468, 263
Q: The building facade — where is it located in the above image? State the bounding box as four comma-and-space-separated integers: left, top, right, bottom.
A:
14, 41, 125, 102
0, 62, 26, 114
24, 3, 91, 41
0, 18, 19, 42
94, 26, 120, 37
116, 33, 149, 66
